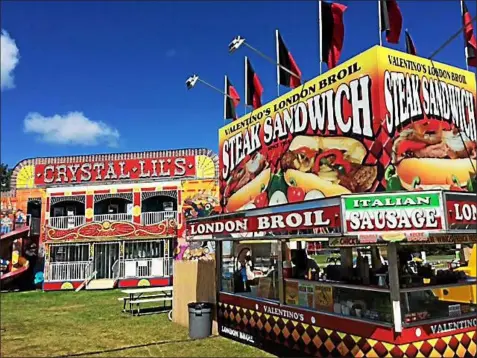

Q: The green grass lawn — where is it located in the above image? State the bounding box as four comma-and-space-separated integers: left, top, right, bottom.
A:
0, 290, 273, 357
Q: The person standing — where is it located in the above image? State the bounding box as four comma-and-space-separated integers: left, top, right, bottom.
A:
15, 209, 26, 228
1, 213, 12, 234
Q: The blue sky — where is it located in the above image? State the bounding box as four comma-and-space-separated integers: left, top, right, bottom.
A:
1, 0, 476, 167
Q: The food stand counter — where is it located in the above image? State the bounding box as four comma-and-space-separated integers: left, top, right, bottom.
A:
187, 191, 477, 357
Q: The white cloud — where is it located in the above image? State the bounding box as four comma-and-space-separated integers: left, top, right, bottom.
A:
165, 49, 177, 57
1, 30, 20, 91
24, 112, 120, 147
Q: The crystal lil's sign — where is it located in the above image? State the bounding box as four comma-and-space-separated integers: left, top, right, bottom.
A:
342, 192, 445, 242
34, 157, 196, 185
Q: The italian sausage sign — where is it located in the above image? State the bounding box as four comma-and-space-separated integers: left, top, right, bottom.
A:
218, 45, 476, 213
341, 192, 445, 242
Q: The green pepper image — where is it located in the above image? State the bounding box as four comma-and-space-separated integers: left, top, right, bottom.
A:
267, 170, 288, 198
467, 176, 477, 193
385, 165, 402, 192
451, 175, 460, 186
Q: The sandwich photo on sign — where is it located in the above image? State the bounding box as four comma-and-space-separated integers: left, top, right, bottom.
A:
219, 46, 477, 213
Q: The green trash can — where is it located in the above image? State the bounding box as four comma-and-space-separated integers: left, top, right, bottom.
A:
188, 302, 213, 339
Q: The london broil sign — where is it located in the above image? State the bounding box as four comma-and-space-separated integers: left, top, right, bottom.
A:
34, 156, 197, 185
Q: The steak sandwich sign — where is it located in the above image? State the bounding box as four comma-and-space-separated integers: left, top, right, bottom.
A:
342, 192, 446, 243
218, 45, 476, 214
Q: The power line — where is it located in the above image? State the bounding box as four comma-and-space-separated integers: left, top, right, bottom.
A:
429, 15, 476, 59
426, 14, 477, 174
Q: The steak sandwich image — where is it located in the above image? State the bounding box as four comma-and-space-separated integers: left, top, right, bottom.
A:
221, 135, 378, 213
281, 136, 378, 196
393, 119, 476, 190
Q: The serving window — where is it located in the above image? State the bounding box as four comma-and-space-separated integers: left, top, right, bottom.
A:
220, 240, 279, 301
216, 236, 476, 330
282, 242, 394, 325
401, 287, 477, 326
285, 279, 394, 324
282, 240, 476, 327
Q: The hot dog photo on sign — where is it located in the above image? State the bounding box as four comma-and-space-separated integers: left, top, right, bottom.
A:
381, 58, 477, 193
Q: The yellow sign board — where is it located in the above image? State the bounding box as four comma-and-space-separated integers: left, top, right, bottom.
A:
218, 45, 476, 213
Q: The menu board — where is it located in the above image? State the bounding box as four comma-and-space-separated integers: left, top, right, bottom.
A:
257, 277, 273, 299
298, 283, 314, 307
285, 281, 299, 305
314, 284, 334, 312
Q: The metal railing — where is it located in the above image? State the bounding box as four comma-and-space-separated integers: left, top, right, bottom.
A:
1, 216, 29, 236
45, 261, 93, 281
141, 211, 177, 226
120, 257, 173, 278
94, 213, 133, 222
49, 215, 86, 229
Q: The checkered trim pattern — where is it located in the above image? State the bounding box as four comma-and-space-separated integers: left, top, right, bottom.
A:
362, 121, 393, 192
218, 302, 477, 357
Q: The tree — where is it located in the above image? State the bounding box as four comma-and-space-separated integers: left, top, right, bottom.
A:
0, 163, 13, 192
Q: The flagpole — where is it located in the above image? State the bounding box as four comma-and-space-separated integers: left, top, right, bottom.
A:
275, 29, 281, 97
378, 0, 383, 46
196, 78, 232, 98
460, 0, 470, 71
243, 42, 300, 80
244, 56, 249, 115
223, 75, 227, 124
319, 0, 323, 75
405, 28, 408, 54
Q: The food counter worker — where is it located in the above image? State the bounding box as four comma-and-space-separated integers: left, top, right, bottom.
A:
291, 249, 320, 280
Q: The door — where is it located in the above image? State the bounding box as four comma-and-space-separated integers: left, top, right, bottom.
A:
93, 242, 120, 279
27, 200, 41, 218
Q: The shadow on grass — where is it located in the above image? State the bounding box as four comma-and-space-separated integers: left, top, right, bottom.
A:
53, 336, 220, 358
261, 341, 306, 358
123, 306, 172, 316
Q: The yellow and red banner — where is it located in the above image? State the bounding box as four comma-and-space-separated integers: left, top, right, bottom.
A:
219, 45, 476, 213
177, 179, 220, 260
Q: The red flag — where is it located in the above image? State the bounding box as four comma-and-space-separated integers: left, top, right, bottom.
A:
245, 57, 263, 109
405, 30, 417, 56
462, 0, 477, 67
224, 76, 240, 121
380, 0, 403, 44
276, 30, 302, 88
321, 1, 347, 69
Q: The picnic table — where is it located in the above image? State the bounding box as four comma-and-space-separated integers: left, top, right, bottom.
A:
119, 286, 173, 317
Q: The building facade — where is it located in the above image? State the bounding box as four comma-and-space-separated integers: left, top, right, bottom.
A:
8, 148, 219, 291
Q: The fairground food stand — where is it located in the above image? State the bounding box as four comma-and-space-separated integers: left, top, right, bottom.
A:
187, 190, 477, 357
187, 46, 477, 356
